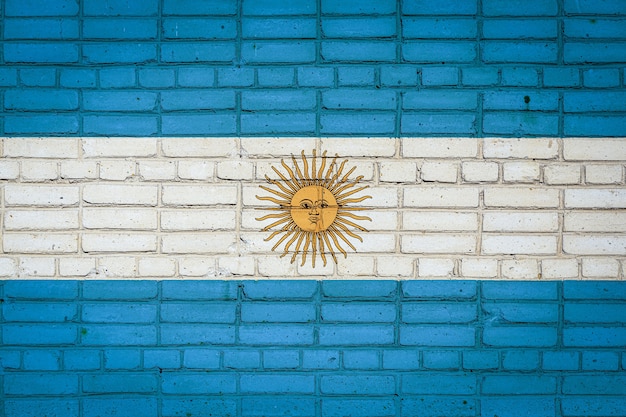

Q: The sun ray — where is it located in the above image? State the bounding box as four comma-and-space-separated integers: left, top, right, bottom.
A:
265, 174, 295, 196
291, 154, 305, 183
262, 217, 292, 231
326, 159, 348, 190
259, 185, 293, 201
317, 234, 328, 266
281, 159, 302, 189
334, 216, 369, 233
256, 195, 291, 206
322, 232, 338, 264
256, 212, 291, 222
330, 166, 357, 192
329, 225, 358, 251
271, 166, 299, 193
280, 229, 301, 256
266, 225, 295, 246
337, 211, 372, 222
332, 221, 365, 242
317, 151, 327, 180
323, 155, 339, 186
290, 231, 306, 263
332, 175, 364, 195
326, 228, 350, 258
336, 195, 371, 205
335, 185, 370, 201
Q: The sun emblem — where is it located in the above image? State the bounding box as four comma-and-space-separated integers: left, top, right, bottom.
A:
256, 150, 372, 268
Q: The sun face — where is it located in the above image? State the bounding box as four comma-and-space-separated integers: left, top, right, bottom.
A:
256, 150, 372, 268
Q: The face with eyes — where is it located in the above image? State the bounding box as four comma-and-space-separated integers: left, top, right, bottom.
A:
290, 185, 338, 232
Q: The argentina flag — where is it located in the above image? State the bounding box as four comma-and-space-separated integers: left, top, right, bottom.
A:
1, 1, 626, 416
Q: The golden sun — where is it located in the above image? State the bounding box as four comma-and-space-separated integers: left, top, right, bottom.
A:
256, 150, 372, 268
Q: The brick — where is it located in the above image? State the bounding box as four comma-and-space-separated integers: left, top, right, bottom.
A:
379, 161, 417, 182
586, 164, 623, 184
343, 350, 379, 370
82, 233, 156, 252
462, 67, 499, 86
484, 187, 559, 208
183, 349, 220, 369
322, 281, 396, 298
241, 302, 315, 323
137, 258, 175, 277
5, 280, 77, 299
99, 67, 136, 88
417, 258, 455, 278
242, 41, 315, 63
502, 259, 540, 279
244, 0, 315, 15
263, 349, 299, 369
323, 89, 396, 110
404, 186, 479, 207
83, 115, 158, 135
4, 43, 79, 63
241, 375, 314, 394
162, 281, 237, 300
83, 374, 157, 393
565, 304, 626, 324
483, 281, 558, 300
322, 303, 395, 323
5, 89, 77, 110
83, 18, 157, 39
564, 138, 626, 161
483, 0, 558, 16
483, 235, 557, 255
543, 164, 581, 184
4, 115, 79, 134
484, 302, 557, 323
243, 18, 316, 39
403, 18, 476, 39
483, 212, 558, 232
403, 42, 476, 63
303, 350, 340, 369
83, 91, 157, 111
564, 235, 626, 255
161, 324, 235, 345
0, 258, 18, 277
81, 324, 156, 346
217, 160, 255, 180
240, 324, 313, 345
403, 281, 475, 299
400, 325, 475, 346
403, 90, 477, 110
4, 209, 78, 230
162, 185, 237, 206
541, 258, 579, 279
82, 208, 156, 230
402, 234, 476, 254
83, 281, 157, 300
142, 349, 180, 369
403, 1, 477, 15
484, 91, 558, 111
177, 161, 214, 180
162, 233, 235, 254
320, 137, 396, 157
82, 303, 156, 323
4, 233, 77, 253
402, 138, 478, 158
323, 399, 396, 417
582, 257, 619, 278
420, 161, 459, 182
564, 115, 626, 136
161, 210, 235, 231
483, 19, 557, 38
321, 375, 394, 395
0, 161, 20, 179
83, 44, 156, 64
162, 18, 235, 39
565, 327, 626, 347
257, 67, 295, 86
504, 66, 540, 86
0, 68, 18, 86
60, 68, 97, 87
21, 160, 58, 180
403, 373, 476, 395
223, 350, 260, 369
104, 349, 140, 369
138, 68, 175, 87
382, 350, 419, 370
543, 351, 579, 370
582, 352, 620, 371
5, 0, 79, 16
323, 17, 396, 38
23, 349, 61, 370
83, 0, 157, 16
64, 349, 100, 370
502, 350, 539, 371
322, 41, 396, 62
562, 398, 626, 417
319, 325, 394, 345
297, 67, 334, 87
565, 42, 626, 64
401, 113, 476, 134
543, 67, 580, 87
483, 112, 559, 135
4, 185, 79, 206
583, 68, 621, 87
463, 351, 499, 370
5, 373, 77, 395
323, 0, 396, 14
460, 258, 498, 278
377, 256, 414, 277
404, 211, 477, 231
336, 255, 376, 276
566, 212, 626, 232
320, 113, 396, 135
241, 114, 312, 135
243, 90, 315, 111
3, 324, 77, 345
3, 302, 77, 322
565, 91, 626, 113
403, 303, 477, 323
163, 0, 237, 15
380, 65, 418, 86
481, 398, 555, 417
161, 137, 236, 157
83, 399, 157, 417
421, 67, 458, 86
483, 327, 557, 347
423, 350, 460, 369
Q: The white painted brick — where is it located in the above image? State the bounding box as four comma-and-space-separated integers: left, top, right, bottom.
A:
179, 258, 216, 277
461, 258, 498, 278
177, 160, 214, 180
404, 187, 479, 208
242, 137, 316, 157
3, 233, 78, 254
379, 161, 417, 182
161, 209, 236, 231
298, 258, 335, 276
162, 185, 237, 206
377, 255, 414, 277
138, 257, 176, 277
585, 164, 623, 184
4, 210, 79, 230
4, 138, 78, 158
563, 235, 626, 255
402, 234, 476, 254
483, 138, 558, 159
482, 235, 557, 255
501, 259, 539, 279
139, 161, 177, 180
365, 187, 398, 208
483, 212, 559, 232
218, 256, 255, 276
257, 255, 297, 277
83, 184, 158, 206
83, 138, 157, 157
243, 185, 273, 207
541, 259, 579, 279
217, 160, 254, 180
162, 137, 237, 157
403, 138, 478, 158
563, 138, 626, 161
59, 258, 96, 277
354, 233, 396, 253
83, 208, 157, 230
98, 257, 136, 277
21, 160, 58, 181
336, 255, 375, 276
420, 161, 458, 183
5, 185, 79, 206
256, 160, 291, 181
82, 234, 157, 253
364, 211, 397, 231
564, 211, 626, 232
320, 137, 396, 157
0, 161, 20, 179
60, 161, 98, 179
19, 257, 56, 277
162, 233, 236, 254
582, 258, 619, 278
0, 258, 18, 277
564, 189, 626, 208
543, 164, 581, 185
417, 258, 455, 277
461, 161, 499, 183
99, 160, 135, 181
503, 162, 540, 183
403, 211, 478, 231
484, 187, 560, 208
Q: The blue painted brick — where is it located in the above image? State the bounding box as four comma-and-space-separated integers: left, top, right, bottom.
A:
321, 375, 395, 395
4, 43, 79, 63
564, 281, 626, 299
483, 0, 558, 16
83, 43, 156, 64
257, 68, 295, 86
239, 324, 313, 345
2, 302, 77, 322
163, 0, 237, 15
224, 350, 260, 369
484, 91, 559, 111
5, 0, 79, 16
402, 302, 477, 323
481, 398, 555, 417
0, 68, 18, 86
241, 302, 316, 323
161, 42, 235, 63
264, 349, 300, 369
423, 350, 460, 369
401, 325, 475, 346
320, 113, 396, 134
343, 350, 379, 369
104, 349, 140, 369
0, 350, 22, 369
64, 349, 100, 370
382, 350, 420, 370
4, 115, 79, 134
60, 68, 97, 87
183, 348, 220, 369
83, 374, 157, 393
462, 67, 499, 86
563, 375, 626, 395
322, 0, 396, 15
483, 326, 557, 347
501, 67, 540, 86
544, 67, 580, 87
322, 280, 397, 298
322, 41, 396, 62
161, 280, 238, 300
421, 67, 459, 85
242, 90, 316, 110
462, 350, 499, 370
162, 91, 235, 111
4, 18, 79, 39
242, 18, 317, 39
483, 19, 557, 39
84, 115, 158, 135
241, 112, 316, 134
561, 398, 626, 417
337, 66, 376, 86
322, 303, 396, 322
323, 89, 396, 110
3, 324, 77, 345
565, 42, 626, 63
564, 115, 626, 136
23, 349, 61, 370
162, 18, 237, 39
217, 67, 255, 87
565, 91, 626, 112
162, 398, 237, 417
403, 18, 477, 39
99, 68, 136, 88
4, 373, 78, 395
244, 0, 316, 15
380, 65, 418, 86
502, 350, 539, 370
564, 0, 626, 14
320, 325, 394, 345
483, 42, 558, 63
403, 280, 476, 299
401, 113, 476, 134
565, 19, 626, 38
83, 0, 157, 16
242, 41, 315, 63
161, 302, 236, 323
322, 17, 397, 38
298, 67, 334, 87
83, 398, 157, 417
402, 0, 477, 15
543, 351, 579, 370
82, 280, 157, 300
403, 91, 478, 110
402, 397, 476, 417
483, 375, 557, 394
81, 325, 157, 346
583, 68, 620, 87
4, 399, 78, 417
303, 349, 340, 369
403, 373, 476, 394
582, 351, 620, 371
83, 91, 157, 112
243, 398, 315, 417
243, 280, 317, 299
565, 303, 626, 323
323, 399, 396, 417
144, 349, 180, 369
83, 18, 157, 39
161, 373, 236, 394
564, 327, 626, 347
177, 67, 215, 87
403, 41, 476, 63
162, 114, 237, 135
483, 303, 558, 323
138, 68, 176, 87
241, 374, 314, 393
160, 324, 234, 345
483, 281, 558, 300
